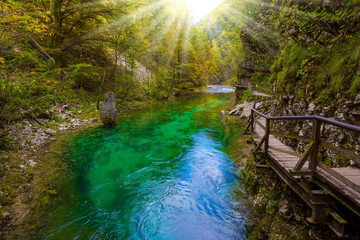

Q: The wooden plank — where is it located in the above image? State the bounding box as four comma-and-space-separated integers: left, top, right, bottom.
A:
269, 152, 298, 167
343, 176, 360, 185
294, 142, 314, 171
270, 131, 311, 142
268, 145, 301, 157
271, 158, 299, 163
310, 190, 337, 204
328, 211, 347, 237
267, 155, 313, 205
268, 156, 295, 169
269, 156, 298, 162
269, 155, 298, 161
315, 169, 360, 216
320, 140, 360, 167
268, 150, 298, 158
268, 140, 295, 148
333, 168, 360, 176
272, 154, 299, 158
317, 175, 360, 203
277, 161, 299, 166
269, 144, 296, 151
275, 163, 298, 168
276, 158, 299, 162
255, 118, 266, 125
275, 161, 298, 166
318, 161, 360, 194
254, 119, 266, 131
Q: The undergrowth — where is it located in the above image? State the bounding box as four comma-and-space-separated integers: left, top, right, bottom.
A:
271, 33, 360, 102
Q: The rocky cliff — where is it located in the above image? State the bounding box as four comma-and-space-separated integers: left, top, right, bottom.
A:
267, 0, 360, 167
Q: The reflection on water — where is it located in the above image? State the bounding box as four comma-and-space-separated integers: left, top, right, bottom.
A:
35, 87, 248, 239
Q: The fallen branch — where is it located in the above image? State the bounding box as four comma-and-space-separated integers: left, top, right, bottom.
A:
31, 111, 44, 126
27, 34, 55, 64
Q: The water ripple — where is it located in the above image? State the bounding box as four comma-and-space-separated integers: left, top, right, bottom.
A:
35, 89, 248, 240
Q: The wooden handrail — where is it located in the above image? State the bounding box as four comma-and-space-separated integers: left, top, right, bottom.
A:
250, 97, 360, 177
248, 97, 360, 229
251, 100, 360, 133
252, 108, 360, 133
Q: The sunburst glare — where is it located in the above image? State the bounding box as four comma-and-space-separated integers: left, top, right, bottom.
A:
184, 0, 223, 22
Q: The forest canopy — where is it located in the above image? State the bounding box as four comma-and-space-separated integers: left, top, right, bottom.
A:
1, 0, 359, 127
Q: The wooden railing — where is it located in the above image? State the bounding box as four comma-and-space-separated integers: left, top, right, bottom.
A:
244, 98, 360, 194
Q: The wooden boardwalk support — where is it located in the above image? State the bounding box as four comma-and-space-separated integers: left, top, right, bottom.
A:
245, 98, 360, 237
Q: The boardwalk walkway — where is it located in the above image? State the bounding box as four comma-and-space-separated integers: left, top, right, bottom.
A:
245, 98, 360, 237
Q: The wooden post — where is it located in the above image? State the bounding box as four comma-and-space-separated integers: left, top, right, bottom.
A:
309, 120, 321, 173
264, 118, 270, 153
309, 204, 326, 223
250, 109, 254, 134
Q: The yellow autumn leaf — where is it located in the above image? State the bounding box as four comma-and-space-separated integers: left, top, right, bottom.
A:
0, 57, 5, 65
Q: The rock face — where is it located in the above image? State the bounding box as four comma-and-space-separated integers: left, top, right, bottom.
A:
271, 94, 360, 167
101, 92, 118, 125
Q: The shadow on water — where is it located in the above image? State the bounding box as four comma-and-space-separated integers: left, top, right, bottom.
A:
33, 86, 249, 239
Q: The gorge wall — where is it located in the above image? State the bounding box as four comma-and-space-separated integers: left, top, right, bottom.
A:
238, 1, 360, 238
238, 0, 360, 166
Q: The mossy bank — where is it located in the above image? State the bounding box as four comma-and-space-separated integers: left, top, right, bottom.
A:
0, 97, 161, 239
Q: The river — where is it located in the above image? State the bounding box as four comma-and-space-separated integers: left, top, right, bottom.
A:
33, 86, 249, 239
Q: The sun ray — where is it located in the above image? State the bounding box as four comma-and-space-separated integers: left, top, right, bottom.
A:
183, 0, 223, 22
71, 0, 165, 47
148, 7, 178, 61
218, 6, 280, 52
179, 16, 192, 63
137, 11, 168, 41
166, 17, 185, 66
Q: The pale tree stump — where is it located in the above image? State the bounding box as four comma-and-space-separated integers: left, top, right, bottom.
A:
100, 92, 118, 125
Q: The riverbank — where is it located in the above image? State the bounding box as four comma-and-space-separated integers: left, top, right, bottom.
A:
3, 86, 250, 239
0, 97, 164, 238
2, 86, 255, 239
0, 102, 99, 238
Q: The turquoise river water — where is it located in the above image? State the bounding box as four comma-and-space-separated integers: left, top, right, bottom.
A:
35, 86, 249, 239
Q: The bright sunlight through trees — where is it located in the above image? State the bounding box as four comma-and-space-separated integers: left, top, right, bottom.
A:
184, 0, 223, 22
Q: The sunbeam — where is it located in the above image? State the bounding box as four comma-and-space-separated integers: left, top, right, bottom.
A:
184, 0, 224, 22
71, 0, 165, 47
